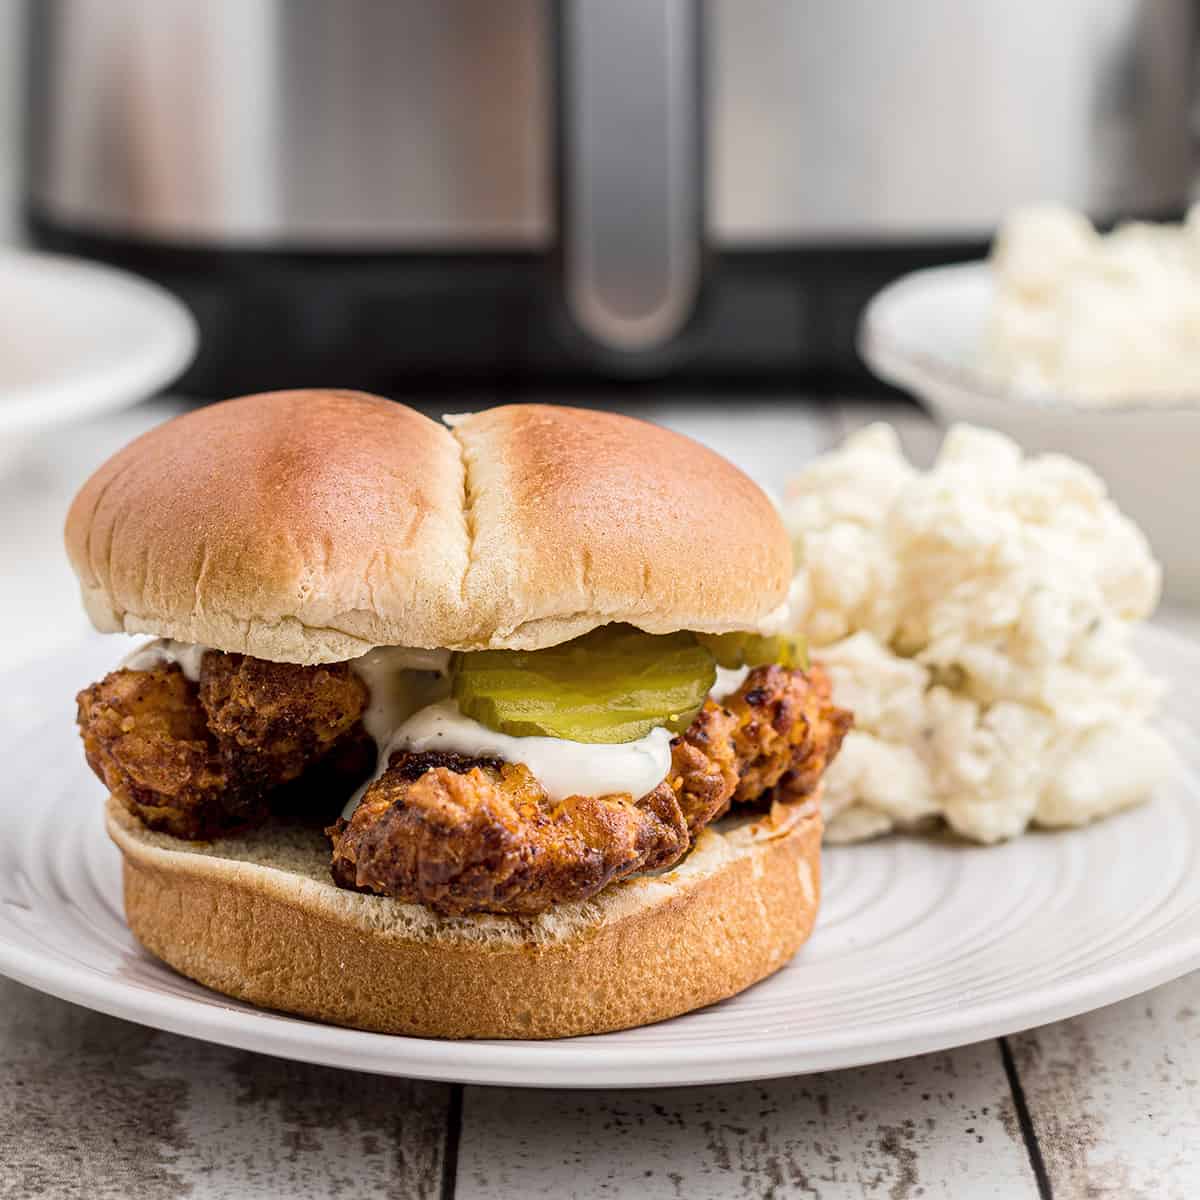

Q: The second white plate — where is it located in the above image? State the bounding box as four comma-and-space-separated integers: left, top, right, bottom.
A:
858, 260, 1200, 602
0, 248, 196, 437
0, 627, 1198, 1088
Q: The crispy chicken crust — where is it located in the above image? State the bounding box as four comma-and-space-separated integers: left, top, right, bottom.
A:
329, 753, 690, 916
329, 664, 851, 915
76, 654, 369, 838
78, 651, 850, 912
77, 665, 251, 839
726, 664, 852, 806
199, 653, 368, 790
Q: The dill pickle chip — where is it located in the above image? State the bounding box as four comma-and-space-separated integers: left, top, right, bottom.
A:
451, 625, 715, 743
695, 631, 809, 671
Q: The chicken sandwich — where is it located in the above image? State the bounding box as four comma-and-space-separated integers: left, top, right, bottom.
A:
68, 390, 849, 1038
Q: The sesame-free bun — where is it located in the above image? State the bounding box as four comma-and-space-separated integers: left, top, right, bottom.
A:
106, 794, 821, 1039
65, 391, 792, 663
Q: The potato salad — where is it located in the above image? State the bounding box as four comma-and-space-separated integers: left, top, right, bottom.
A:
783, 423, 1171, 843
982, 205, 1200, 404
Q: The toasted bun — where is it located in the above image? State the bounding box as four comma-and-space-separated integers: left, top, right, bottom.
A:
66, 391, 792, 662
106, 795, 821, 1039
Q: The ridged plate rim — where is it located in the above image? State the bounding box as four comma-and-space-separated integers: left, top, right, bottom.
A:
1, 626, 1198, 1088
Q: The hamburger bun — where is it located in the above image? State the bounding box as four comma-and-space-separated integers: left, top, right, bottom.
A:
106, 794, 822, 1039
72, 390, 825, 1039
65, 391, 793, 663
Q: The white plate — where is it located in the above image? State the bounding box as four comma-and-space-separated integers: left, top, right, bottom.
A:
0, 249, 196, 438
858, 261, 1200, 602
1, 628, 1199, 1089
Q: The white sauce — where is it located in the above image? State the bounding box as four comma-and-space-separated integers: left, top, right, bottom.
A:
119, 639, 732, 824
121, 638, 209, 682
337, 648, 763, 820
349, 645, 452, 744
343, 698, 674, 819
713, 664, 751, 700
753, 575, 807, 636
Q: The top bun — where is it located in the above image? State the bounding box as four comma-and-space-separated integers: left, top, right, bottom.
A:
65, 390, 793, 663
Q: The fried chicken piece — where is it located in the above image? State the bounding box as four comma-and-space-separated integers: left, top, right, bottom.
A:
328, 665, 851, 916
724, 664, 853, 805
669, 663, 850, 833
266, 724, 377, 828
199, 653, 368, 790
670, 700, 739, 835
80, 647, 850, 916
76, 665, 260, 839
77, 652, 371, 838
329, 751, 689, 916
760, 664, 853, 805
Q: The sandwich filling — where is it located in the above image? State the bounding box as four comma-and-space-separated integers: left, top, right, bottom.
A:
342, 644, 680, 814
77, 627, 850, 916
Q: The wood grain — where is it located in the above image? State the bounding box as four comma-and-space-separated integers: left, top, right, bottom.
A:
1010, 971, 1200, 1200
0, 977, 450, 1200
454, 1044, 1037, 1200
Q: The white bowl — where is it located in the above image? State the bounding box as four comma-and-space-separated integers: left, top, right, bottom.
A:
859, 261, 1200, 604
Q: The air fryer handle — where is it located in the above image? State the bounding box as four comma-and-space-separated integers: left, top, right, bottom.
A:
557, 0, 703, 354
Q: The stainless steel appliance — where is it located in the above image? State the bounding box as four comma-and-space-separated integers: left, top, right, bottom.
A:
25, 0, 1198, 393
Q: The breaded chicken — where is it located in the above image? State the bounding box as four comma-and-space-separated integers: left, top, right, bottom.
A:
199, 653, 368, 790
264, 724, 378, 829
669, 663, 850, 832
328, 665, 851, 915
76, 652, 369, 837
757, 665, 852, 805
329, 752, 689, 916
725, 664, 852, 805
76, 665, 255, 839
670, 700, 739, 835
79, 649, 849, 910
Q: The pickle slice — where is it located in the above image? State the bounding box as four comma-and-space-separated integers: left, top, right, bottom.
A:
695, 631, 809, 671
451, 625, 715, 743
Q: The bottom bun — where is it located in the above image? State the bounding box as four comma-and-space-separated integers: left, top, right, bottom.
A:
106, 794, 822, 1039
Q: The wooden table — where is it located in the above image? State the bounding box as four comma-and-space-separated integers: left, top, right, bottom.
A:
1, 397, 1196, 1200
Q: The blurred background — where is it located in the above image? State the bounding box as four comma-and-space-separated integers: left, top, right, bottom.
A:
0, 3, 21, 242
15, 0, 1199, 394
2, 0, 1200, 667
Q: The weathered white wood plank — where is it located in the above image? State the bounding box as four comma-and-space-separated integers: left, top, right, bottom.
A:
0, 977, 450, 1200
1010, 971, 1200, 1200
455, 1043, 1037, 1200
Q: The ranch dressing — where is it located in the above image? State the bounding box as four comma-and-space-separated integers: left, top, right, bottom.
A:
342, 699, 674, 819
342, 645, 677, 818
120, 638, 209, 682
712, 664, 751, 700
349, 645, 453, 744
119, 639, 712, 821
